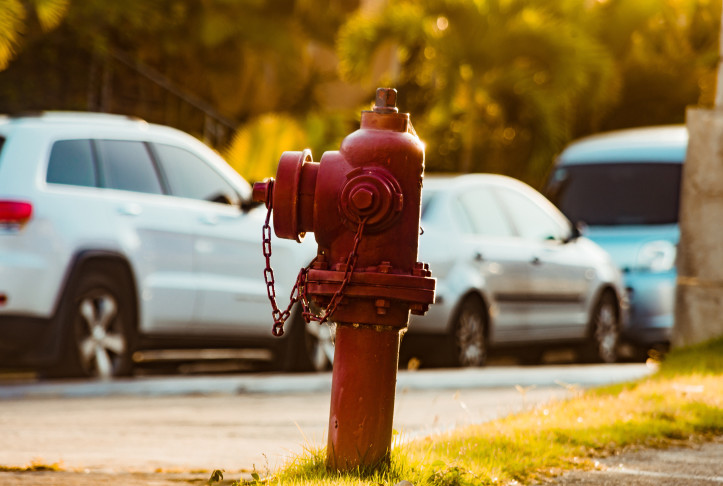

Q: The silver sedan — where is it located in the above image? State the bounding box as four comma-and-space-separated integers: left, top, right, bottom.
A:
404, 174, 628, 367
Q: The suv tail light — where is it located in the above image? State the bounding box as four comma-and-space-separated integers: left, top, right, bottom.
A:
0, 200, 33, 226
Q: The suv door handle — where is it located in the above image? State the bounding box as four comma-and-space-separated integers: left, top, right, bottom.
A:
199, 214, 218, 225
531, 256, 541, 265
118, 204, 142, 216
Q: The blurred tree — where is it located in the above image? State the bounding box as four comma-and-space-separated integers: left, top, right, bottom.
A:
0, 0, 361, 148
589, 0, 720, 133
338, 0, 618, 185
0, 0, 717, 185
224, 110, 352, 182
0, 0, 68, 70
225, 114, 308, 183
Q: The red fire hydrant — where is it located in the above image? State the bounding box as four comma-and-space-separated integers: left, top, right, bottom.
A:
253, 88, 435, 472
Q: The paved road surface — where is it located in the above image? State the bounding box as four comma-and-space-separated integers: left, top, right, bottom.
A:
0, 364, 653, 484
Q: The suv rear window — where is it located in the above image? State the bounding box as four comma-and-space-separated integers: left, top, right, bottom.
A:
96, 140, 163, 195
546, 162, 682, 225
47, 140, 97, 187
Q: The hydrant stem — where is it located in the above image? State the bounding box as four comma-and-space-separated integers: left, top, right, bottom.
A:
327, 323, 400, 471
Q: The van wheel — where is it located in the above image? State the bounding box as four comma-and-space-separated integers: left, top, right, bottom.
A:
449, 297, 487, 367
579, 292, 619, 363
53, 269, 135, 379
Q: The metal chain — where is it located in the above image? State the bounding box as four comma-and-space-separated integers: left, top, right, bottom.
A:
261, 183, 301, 337
261, 185, 366, 336
310, 217, 366, 325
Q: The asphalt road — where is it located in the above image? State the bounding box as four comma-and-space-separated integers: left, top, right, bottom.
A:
0, 363, 653, 484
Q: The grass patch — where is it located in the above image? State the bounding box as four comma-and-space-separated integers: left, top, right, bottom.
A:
215, 337, 723, 485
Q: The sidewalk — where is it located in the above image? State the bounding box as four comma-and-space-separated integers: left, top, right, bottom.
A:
537, 438, 723, 485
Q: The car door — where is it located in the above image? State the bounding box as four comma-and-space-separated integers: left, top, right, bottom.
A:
495, 186, 591, 340
151, 143, 279, 336
454, 187, 534, 343
93, 139, 198, 333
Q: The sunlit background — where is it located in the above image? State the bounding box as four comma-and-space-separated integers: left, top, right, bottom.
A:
0, 0, 719, 187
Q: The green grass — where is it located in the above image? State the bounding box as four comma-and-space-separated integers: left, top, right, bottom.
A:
218, 337, 723, 485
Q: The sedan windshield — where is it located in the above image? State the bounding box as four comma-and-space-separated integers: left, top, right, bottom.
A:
545, 162, 682, 226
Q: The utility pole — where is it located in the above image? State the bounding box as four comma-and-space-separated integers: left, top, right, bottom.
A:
672, 9, 723, 347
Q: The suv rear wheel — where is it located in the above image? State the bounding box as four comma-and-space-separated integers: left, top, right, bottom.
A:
53, 267, 135, 379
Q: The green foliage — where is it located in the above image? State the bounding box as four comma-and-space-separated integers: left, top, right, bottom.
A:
224, 110, 354, 183
590, 0, 720, 131
659, 337, 723, 377
225, 114, 308, 183
0, 0, 68, 70
338, 0, 618, 185
337, 0, 719, 186
0, 0, 718, 186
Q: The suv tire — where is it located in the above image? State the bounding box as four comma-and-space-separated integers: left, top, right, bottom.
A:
50, 266, 135, 379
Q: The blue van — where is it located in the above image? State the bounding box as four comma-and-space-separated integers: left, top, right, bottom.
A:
544, 125, 687, 357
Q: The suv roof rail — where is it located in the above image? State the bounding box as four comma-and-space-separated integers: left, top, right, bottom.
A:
5, 111, 147, 124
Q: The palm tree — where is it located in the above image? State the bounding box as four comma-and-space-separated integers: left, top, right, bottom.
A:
338, 0, 617, 185
0, 0, 68, 70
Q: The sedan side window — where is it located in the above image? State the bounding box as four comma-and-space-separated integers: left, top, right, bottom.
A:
457, 189, 514, 237
152, 143, 239, 206
496, 187, 567, 241
46, 139, 97, 187
96, 140, 163, 195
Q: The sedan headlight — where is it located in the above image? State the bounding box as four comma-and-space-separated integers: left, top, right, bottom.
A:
637, 240, 677, 272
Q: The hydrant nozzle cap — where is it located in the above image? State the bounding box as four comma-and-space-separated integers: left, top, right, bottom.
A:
252, 179, 273, 207
374, 88, 399, 114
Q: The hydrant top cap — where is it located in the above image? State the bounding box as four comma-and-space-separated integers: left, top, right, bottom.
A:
374, 88, 399, 114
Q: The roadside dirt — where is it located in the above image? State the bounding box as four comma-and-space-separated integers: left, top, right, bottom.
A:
0, 470, 216, 486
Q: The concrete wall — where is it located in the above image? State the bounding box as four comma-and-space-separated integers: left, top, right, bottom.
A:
673, 107, 723, 347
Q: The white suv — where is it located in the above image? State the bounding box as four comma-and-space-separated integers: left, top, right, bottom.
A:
0, 112, 322, 379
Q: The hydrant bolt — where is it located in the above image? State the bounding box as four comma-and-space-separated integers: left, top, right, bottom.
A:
375, 88, 399, 114
375, 298, 391, 315
350, 187, 375, 211
378, 261, 392, 274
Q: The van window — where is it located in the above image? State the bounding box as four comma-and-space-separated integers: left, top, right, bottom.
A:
546, 162, 681, 225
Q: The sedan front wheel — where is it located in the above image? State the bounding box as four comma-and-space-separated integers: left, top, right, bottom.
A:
450, 297, 487, 367
580, 292, 619, 363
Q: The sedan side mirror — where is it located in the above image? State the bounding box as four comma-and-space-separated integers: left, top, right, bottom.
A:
564, 221, 587, 243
